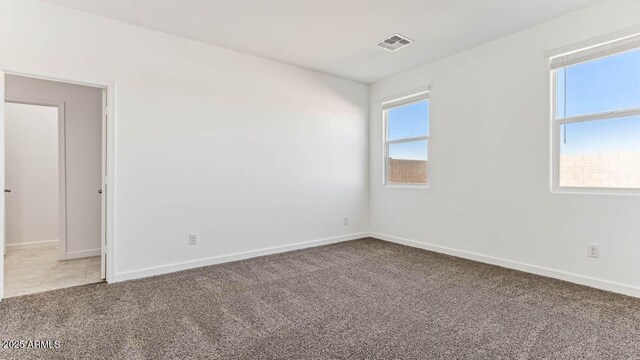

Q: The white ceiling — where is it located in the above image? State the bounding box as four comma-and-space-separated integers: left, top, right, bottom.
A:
43, 0, 602, 83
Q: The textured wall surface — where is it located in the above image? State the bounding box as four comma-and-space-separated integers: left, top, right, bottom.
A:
388, 159, 428, 184
560, 153, 640, 188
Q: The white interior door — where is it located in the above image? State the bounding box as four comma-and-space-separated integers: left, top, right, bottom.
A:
1, 70, 5, 301
100, 89, 107, 280
4, 103, 59, 248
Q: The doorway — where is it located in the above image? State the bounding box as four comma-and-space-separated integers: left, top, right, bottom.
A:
1, 74, 108, 298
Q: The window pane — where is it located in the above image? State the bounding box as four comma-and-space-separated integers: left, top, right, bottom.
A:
388, 140, 428, 184
557, 49, 640, 118
559, 116, 640, 188
387, 100, 429, 140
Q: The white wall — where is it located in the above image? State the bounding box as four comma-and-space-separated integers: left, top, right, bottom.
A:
5, 102, 58, 245
369, 0, 640, 296
0, 0, 368, 280
6, 75, 103, 258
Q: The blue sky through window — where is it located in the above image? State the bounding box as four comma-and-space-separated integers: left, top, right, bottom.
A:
561, 116, 640, 155
387, 100, 429, 160
389, 140, 428, 161
557, 49, 640, 155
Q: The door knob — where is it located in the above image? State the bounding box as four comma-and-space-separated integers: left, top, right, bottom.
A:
98, 189, 102, 194
4, 189, 11, 193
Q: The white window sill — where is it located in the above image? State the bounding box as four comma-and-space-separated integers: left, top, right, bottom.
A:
551, 186, 640, 196
384, 184, 430, 189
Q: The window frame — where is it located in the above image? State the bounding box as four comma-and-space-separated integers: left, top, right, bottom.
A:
383, 92, 430, 188
550, 49, 640, 196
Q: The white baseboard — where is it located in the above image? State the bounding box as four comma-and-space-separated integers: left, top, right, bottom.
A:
66, 248, 101, 259
114, 232, 369, 282
111, 230, 640, 298
371, 232, 640, 299
5, 239, 58, 250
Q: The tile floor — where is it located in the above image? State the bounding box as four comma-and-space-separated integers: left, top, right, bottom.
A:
3, 242, 102, 298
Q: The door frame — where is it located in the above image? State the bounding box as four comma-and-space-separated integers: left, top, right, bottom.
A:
0, 69, 117, 301
4, 98, 67, 261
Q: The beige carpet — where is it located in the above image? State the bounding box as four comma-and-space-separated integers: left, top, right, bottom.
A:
1, 238, 640, 359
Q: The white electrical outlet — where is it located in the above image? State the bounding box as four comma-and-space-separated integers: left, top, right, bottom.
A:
189, 233, 198, 246
344, 217, 349, 226
587, 244, 599, 258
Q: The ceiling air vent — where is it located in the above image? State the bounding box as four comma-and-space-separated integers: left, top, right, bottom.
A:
377, 34, 413, 52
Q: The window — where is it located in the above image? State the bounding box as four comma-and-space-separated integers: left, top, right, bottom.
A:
383, 92, 430, 186
551, 37, 640, 192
